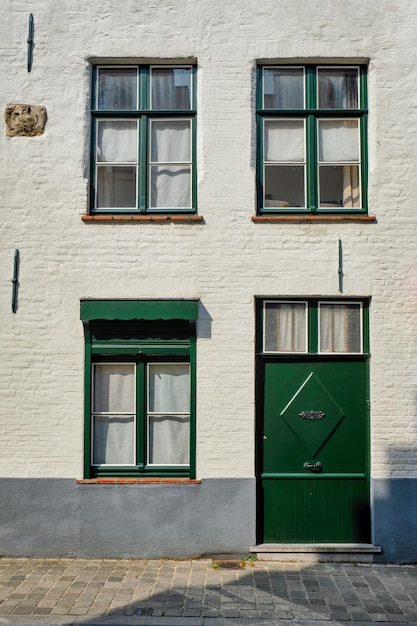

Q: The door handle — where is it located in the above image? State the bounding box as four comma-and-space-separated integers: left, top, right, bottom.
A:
304, 461, 323, 472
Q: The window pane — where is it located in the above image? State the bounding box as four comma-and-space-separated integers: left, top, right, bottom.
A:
96, 166, 136, 208
148, 415, 190, 465
320, 303, 361, 353
151, 120, 191, 163
264, 165, 305, 208
319, 165, 360, 208
264, 302, 307, 352
318, 68, 358, 109
265, 120, 304, 162
319, 120, 359, 162
150, 165, 191, 208
263, 68, 304, 109
97, 121, 137, 163
151, 68, 192, 110
97, 68, 138, 110
148, 364, 190, 412
93, 415, 135, 465
93, 364, 135, 413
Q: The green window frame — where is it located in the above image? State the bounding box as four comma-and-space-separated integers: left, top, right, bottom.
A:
259, 298, 370, 355
81, 299, 198, 478
90, 65, 197, 215
257, 65, 368, 215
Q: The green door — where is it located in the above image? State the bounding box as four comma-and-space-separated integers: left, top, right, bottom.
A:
257, 300, 370, 544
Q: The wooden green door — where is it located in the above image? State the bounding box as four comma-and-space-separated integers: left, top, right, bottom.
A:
260, 357, 370, 543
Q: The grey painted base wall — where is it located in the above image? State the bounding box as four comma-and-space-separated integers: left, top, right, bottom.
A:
1, 477, 416, 562
372, 478, 417, 564
0, 478, 256, 559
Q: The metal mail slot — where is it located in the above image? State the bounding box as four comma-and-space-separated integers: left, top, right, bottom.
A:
299, 411, 326, 420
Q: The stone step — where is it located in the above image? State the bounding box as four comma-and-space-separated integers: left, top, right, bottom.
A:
250, 543, 382, 563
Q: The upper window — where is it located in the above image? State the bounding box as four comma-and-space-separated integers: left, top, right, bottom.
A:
257, 65, 367, 214
91, 65, 196, 214
262, 299, 367, 354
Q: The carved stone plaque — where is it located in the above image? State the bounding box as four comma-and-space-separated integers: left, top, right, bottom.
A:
4, 104, 47, 137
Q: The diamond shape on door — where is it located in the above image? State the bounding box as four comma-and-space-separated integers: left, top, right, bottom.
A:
280, 372, 346, 457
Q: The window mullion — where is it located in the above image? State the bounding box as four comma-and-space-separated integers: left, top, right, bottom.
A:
136, 361, 145, 469
360, 114, 368, 210
306, 115, 317, 211
138, 116, 147, 212
309, 301, 318, 353
137, 67, 149, 212
305, 67, 317, 212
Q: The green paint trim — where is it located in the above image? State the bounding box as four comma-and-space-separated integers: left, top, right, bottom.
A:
139, 116, 147, 212
257, 64, 368, 216
189, 334, 197, 479
82, 301, 198, 479
261, 473, 367, 479
90, 64, 197, 216
83, 323, 92, 479
309, 302, 318, 353
136, 361, 145, 469
80, 299, 199, 321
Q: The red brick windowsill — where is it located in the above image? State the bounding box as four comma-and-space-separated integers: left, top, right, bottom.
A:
252, 215, 376, 223
77, 478, 201, 484
82, 215, 204, 223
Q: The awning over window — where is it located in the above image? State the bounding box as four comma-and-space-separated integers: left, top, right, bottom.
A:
80, 299, 199, 322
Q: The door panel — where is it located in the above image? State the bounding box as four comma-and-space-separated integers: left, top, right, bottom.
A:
261, 358, 370, 543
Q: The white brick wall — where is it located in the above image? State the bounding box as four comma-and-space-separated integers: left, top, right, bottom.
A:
1, 0, 417, 479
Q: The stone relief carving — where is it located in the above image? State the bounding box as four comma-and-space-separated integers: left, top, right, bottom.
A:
4, 104, 47, 137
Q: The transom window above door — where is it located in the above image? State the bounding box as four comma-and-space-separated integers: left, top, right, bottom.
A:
257, 65, 368, 215
90, 65, 196, 214
262, 299, 368, 354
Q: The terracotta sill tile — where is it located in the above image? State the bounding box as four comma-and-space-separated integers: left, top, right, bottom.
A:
82, 215, 204, 223
252, 215, 376, 223
77, 478, 201, 485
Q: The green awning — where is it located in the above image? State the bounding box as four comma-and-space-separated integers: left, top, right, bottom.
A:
80, 299, 199, 322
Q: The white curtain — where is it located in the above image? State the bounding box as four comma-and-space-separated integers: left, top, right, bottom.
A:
319, 120, 360, 208
343, 166, 360, 207
319, 120, 359, 162
265, 302, 306, 352
265, 120, 304, 162
148, 364, 190, 465
97, 121, 137, 163
92, 364, 135, 465
320, 304, 361, 353
93, 415, 135, 465
94, 364, 135, 412
149, 364, 190, 412
149, 415, 190, 465
150, 120, 191, 208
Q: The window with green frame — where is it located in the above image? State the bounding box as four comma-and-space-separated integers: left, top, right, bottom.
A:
90, 65, 197, 214
81, 300, 198, 478
259, 298, 369, 354
257, 65, 368, 214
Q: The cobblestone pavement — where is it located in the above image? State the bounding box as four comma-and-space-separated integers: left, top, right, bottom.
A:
0, 557, 417, 624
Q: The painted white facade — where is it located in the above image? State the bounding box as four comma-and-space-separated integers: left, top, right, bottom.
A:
1, 0, 417, 560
